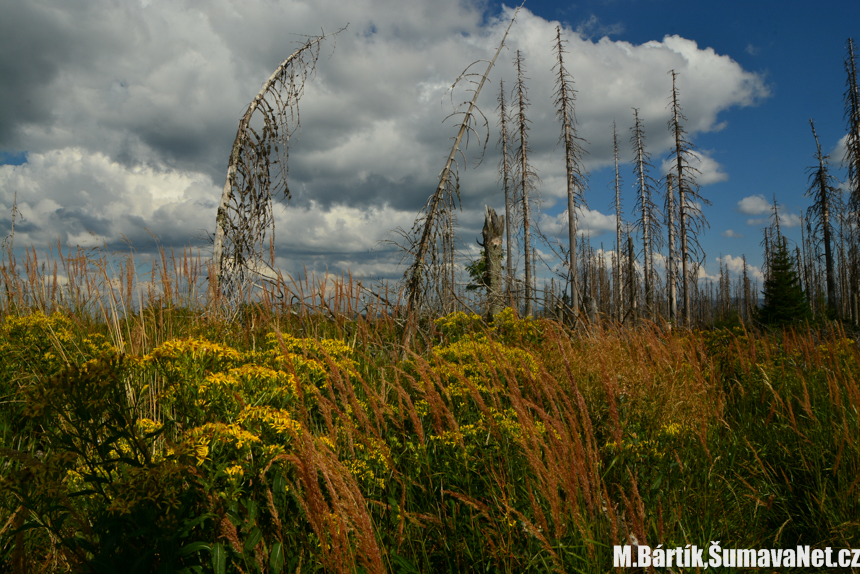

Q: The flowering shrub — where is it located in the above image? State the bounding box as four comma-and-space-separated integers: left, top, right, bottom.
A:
0, 311, 117, 379
431, 335, 539, 403
434, 307, 543, 346
4, 304, 860, 573
0, 320, 384, 573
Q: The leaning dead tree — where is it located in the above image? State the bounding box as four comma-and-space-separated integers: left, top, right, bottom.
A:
212, 29, 344, 299
403, 5, 521, 326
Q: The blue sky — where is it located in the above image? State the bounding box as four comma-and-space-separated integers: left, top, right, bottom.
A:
0, 0, 857, 289
520, 0, 858, 282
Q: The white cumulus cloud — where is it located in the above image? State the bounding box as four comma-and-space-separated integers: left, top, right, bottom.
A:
717, 253, 764, 282
660, 150, 729, 185
737, 194, 772, 215
0, 0, 770, 280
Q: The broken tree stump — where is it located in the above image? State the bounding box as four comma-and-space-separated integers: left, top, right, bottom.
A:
482, 205, 505, 321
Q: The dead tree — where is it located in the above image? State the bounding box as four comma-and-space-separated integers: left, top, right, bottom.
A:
846, 38, 860, 217
626, 228, 638, 323
806, 119, 840, 315
769, 193, 783, 245
403, 7, 521, 330
667, 70, 710, 327
552, 25, 588, 320
844, 39, 860, 315
665, 173, 678, 323
513, 49, 540, 316
213, 29, 344, 300
482, 206, 506, 320
497, 79, 515, 303
631, 108, 661, 321
612, 121, 624, 321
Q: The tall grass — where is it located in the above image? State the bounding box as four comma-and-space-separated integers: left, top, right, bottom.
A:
1, 244, 859, 572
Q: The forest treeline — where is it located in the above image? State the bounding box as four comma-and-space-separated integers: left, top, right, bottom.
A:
426, 36, 860, 332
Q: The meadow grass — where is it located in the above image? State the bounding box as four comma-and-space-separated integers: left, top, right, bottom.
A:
1, 246, 859, 573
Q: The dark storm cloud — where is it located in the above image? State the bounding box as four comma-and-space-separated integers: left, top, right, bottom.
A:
0, 2, 73, 146
51, 207, 113, 237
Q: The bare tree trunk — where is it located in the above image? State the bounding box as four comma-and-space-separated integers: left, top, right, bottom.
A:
483, 206, 505, 320
668, 71, 709, 328
566, 180, 577, 317
846, 39, 860, 223
806, 120, 838, 316
613, 123, 624, 322
552, 25, 587, 323
843, 40, 859, 323
514, 50, 538, 317
585, 293, 599, 325
676, 149, 690, 328
632, 108, 659, 321
497, 80, 515, 303
666, 174, 678, 323
626, 231, 637, 324
840, 215, 849, 317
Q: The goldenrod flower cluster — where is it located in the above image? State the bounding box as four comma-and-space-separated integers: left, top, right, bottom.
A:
431, 335, 539, 406
434, 308, 542, 345
0, 311, 119, 377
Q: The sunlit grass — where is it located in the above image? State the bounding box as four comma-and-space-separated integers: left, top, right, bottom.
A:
1, 246, 859, 572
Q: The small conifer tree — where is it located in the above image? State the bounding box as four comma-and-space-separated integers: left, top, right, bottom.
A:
756, 235, 812, 327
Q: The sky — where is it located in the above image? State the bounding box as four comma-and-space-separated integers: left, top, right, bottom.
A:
1, 0, 858, 292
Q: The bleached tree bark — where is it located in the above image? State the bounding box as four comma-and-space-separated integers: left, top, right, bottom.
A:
806, 119, 839, 315
613, 122, 624, 321
631, 108, 660, 321
497, 80, 515, 303
214, 29, 343, 299
552, 25, 588, 321
666, 174, 678, 323
513, 49, 539, 316
667, 70, 709, 328
482, 206, 505, 320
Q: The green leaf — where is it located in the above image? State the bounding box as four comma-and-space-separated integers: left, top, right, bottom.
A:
269, 542, 284, 574
390, 553, 420, 574
178, 541, 210, 557
211, 542, 226, 574
244, 526, 263, 552
273, 473, 287, 496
